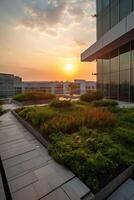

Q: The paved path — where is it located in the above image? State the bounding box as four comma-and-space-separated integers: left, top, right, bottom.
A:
0, 106, 91, 200
118, 101, 134, 108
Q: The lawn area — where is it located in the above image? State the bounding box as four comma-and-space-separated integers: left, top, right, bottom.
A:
16, 99, 134, 192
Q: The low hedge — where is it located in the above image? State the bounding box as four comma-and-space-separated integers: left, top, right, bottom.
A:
50, 100, 72, 108
92, 99, 118, 107
13, 91, 56, 102
80, 90, 103, 103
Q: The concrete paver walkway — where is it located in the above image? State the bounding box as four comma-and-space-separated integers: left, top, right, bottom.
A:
0, 106, 91, 200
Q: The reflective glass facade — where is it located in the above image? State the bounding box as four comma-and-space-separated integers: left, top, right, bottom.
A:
97, 41, 134, 102
96, 0, 134, 102
97, 0, 134, 39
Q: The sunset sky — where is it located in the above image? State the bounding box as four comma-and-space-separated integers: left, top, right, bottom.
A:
0, 0, 96, 81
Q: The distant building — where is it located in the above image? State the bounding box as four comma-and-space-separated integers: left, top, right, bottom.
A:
22, 80, 96, 95
0, 73, 22, 98
74, 80, 96, 94
22, 81, 54, 94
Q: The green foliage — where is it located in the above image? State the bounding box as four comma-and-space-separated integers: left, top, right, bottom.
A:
41, 108, 117, 136
80, 90, 103, 102
113, 127, 134, 148
92, 99, 118, 107
13, 91, 56, 102
79, 126, 92, 138
48, 128, 134, 192
50, 100, 72, 108
17, 102, 134, 192
17, 106, 56, 127
18, 106, 37, 120
118, 108, 134, 124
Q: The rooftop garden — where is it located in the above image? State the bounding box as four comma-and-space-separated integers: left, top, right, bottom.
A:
15, 91, 134, 192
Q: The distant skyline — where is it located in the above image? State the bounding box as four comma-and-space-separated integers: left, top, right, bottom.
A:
0, 0, 96, 81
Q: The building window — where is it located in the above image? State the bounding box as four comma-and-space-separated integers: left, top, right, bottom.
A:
103, 54, 110, 74
133, 0, 134, 10
119, 43, 130, 70
119, 43, 130, 101
110, 0, 119, 28
110, 72, 119, 99
97, 0, 103, 39
119, 0, 131, 21
131, 40, 134, 102
97, 59, 103, 91
103, 0, 110, 34
110, 49, 119, 72
103, 74, 110, 97
130, 69, 134, 102
119, 69, 130, 101
131, 40, 134, 69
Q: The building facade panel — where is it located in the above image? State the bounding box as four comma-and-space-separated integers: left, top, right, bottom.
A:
97, 0, 134, 39
97, 41, 134, 102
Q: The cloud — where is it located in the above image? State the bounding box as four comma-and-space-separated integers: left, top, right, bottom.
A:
19, 0, 95, 35
74, 39, 86, 46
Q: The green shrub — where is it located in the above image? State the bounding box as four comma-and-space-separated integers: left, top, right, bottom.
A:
119, 110, 134, 124
13, 91, 56, 102
18, 106, 56, 126
18, 107, 37, 121
79, 126, 92, 138
80, 90, 103, 103
50, 100, 72, 108
92, 99, 118, 107
31, 109, 55, 126
114, 127, 134, 148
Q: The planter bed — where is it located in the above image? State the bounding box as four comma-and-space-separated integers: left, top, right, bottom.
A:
12, 99, 53, 106
13, 102, 134, 196
13, 91, 56, 106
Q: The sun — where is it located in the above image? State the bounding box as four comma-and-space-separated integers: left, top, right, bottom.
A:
65, 64, 74, 73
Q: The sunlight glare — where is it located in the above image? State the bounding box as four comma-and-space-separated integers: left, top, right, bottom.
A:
65, 64, 73, 73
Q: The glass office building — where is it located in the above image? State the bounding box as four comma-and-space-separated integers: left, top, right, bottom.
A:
0, 73, 22, 98
81, 0, 134, 102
